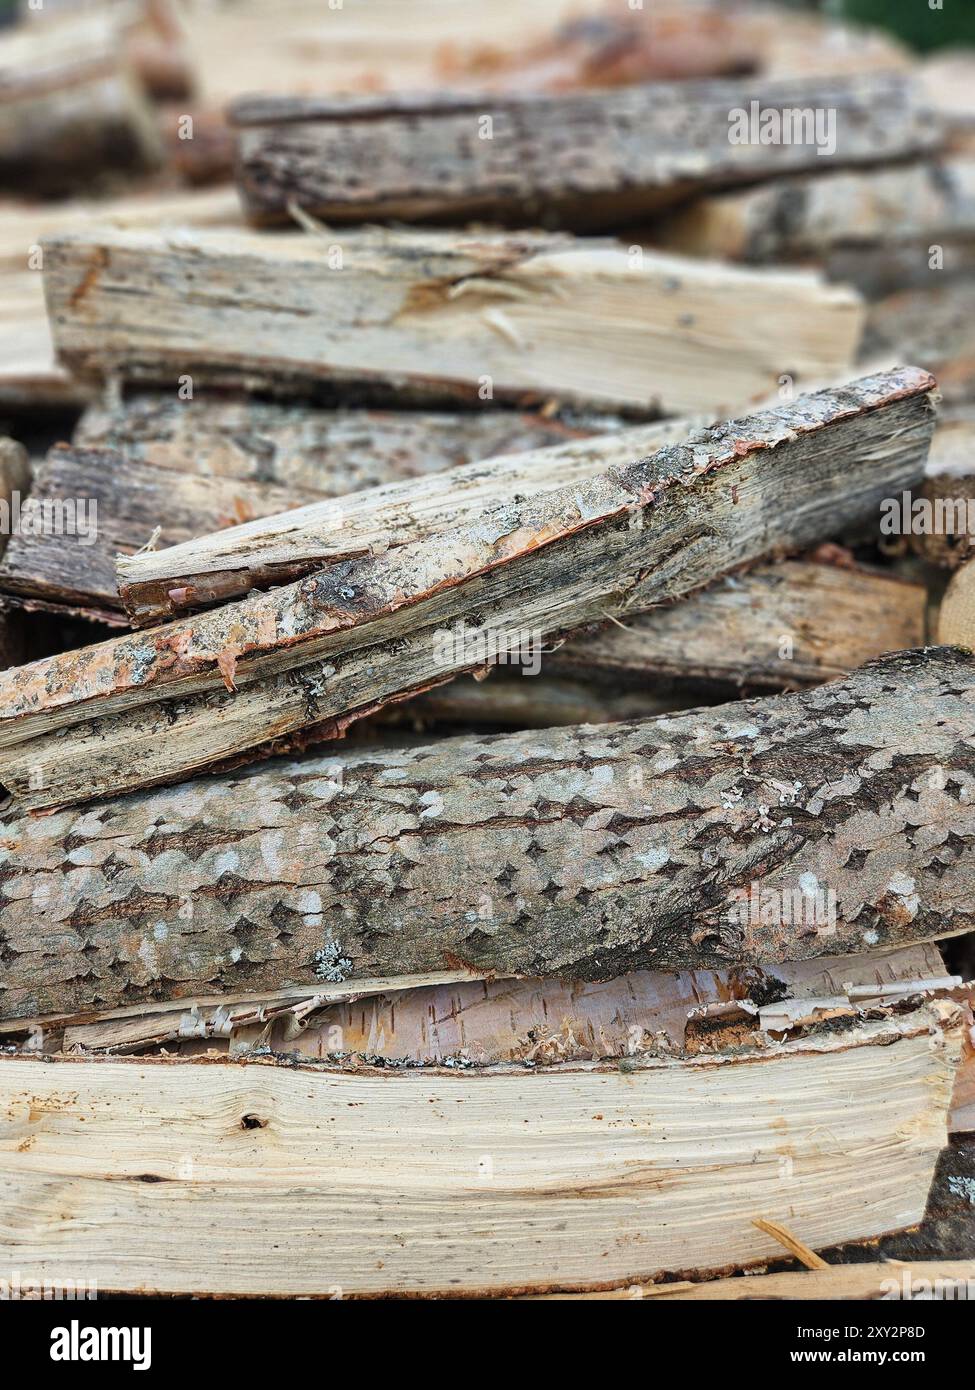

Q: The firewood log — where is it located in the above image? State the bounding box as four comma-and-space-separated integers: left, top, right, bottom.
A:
0, 370, 935, 809
231, 74, 939, 230
41, 225, 865, 414
0, 646, 971, 1023
0, 1000, 962, 1296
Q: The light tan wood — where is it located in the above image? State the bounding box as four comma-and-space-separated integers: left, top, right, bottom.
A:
42, 225, 865, 415
0, 1001, 963, 1297
535, 1260, 975, 1301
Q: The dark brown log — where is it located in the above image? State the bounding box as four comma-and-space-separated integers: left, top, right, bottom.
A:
231, 74, 940, 229
0, 646, 971, 1025
0, 369, 937, 809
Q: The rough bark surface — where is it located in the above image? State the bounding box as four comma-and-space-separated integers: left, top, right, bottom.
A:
0, 370, 936, 808
41, 224, 864, 414
0, 647, 972, 1022
232, 75, 940, 228
0, 404, 617, 620
115, 419, 694, 622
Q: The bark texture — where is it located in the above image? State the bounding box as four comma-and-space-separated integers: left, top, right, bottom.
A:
0, 370, 936, 808
115, 418, 693, 622
232, 74, 939, 228
4, 402, 618, 620
41, 224, 864, 414
0, 647, 972, 1022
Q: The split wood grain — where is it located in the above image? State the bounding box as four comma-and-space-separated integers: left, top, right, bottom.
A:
0, 1002, 962, 1297
0, 646, 972, 1022
231, 74, 940, 229
0, 370, 936, 808
41, 225, 865, 414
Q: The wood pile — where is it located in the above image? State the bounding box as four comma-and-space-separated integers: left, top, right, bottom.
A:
0, 0, 973, 1304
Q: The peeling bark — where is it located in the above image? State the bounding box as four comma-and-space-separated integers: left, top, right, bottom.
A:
2, 407, 615, 619
115, 418, 694, 622
0, 370, 936, 808
0, 647, 972, 1023
231, 74, 939, 229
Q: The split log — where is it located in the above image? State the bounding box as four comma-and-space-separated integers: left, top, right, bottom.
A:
0, 408, 644, 621
545, 560, 927, 694
0, 8, 162, 193
0, 645, 972, 1021
41, 225, 865, 414
0, 1000, 962, 1297
230, 74, 939, 229
73, 393, 612, 492
0, 370, 936, 808
651, 158, 975, 260
116, 418, 694, 621
0, 187, 238, 411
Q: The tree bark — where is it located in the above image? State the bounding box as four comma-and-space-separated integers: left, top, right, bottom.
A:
2, 407, 615, 621
41, 224, 864, 414
0, 646, 972, 1023
115, 418, 693, 622
231, 74, 939, 229
0, 370, 936, 809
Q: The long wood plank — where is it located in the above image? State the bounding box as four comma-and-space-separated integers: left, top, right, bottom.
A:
0, 371, 936, 807
0, 1001, 962, 1296
0, 647, 971, 1023
231, 74, 940, 229
41, 225, 865, 414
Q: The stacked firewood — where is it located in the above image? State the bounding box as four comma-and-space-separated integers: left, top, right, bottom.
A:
0, 0, 974, 1301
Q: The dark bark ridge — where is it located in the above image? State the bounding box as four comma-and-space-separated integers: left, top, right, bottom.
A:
0, 647, 972, 1023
